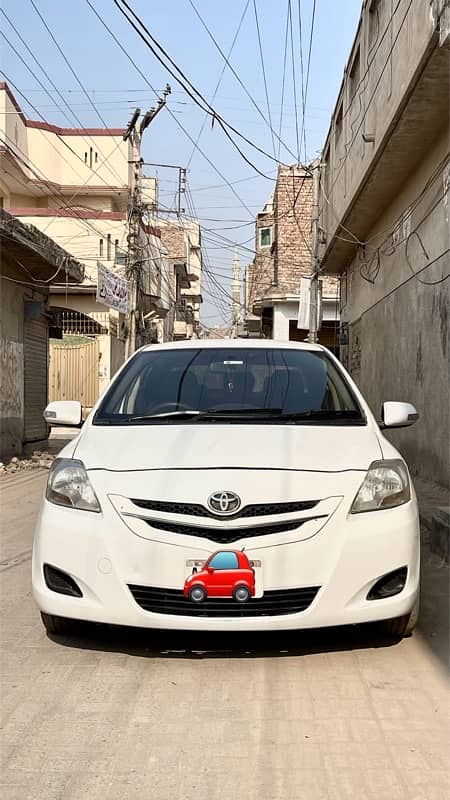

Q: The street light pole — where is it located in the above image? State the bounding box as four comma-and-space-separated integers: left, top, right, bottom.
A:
307, 161, 320, 343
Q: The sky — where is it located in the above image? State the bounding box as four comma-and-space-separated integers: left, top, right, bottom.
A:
1, 0, 362, 327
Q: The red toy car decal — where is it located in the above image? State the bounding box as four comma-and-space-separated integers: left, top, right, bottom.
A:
184, 549, 255, 603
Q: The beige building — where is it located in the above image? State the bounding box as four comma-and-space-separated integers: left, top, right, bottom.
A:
0, 81, 172, 402
159, 218, 203, 340
317, 0, 450, 487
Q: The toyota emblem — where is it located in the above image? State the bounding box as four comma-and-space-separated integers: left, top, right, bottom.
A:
207, 491, 241, 515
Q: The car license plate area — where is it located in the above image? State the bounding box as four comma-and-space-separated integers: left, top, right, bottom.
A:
185, 559, 263, 599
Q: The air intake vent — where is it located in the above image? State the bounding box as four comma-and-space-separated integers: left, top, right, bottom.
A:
145, 516, 325, 544
128, 585, 320, 617
131, 498, 319, 521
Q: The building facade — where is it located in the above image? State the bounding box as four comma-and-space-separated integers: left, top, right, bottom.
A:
159, 218, 203, 340
246, 165, 339, 348
317, 0, 450, 487
0, 81, 171, 403
0, 210, 83, 457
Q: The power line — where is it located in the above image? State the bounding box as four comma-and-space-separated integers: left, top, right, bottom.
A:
296, 0, 307, 162
331, 0, 413, 189
288, 0, 300, 162
0, 7, 127, 190
187, 0, 299, 163
277, 1, 290, 162
252, 0, 276, 159
85, 0, 263, 220
300, 0, 316, 160
186, 0, 250, 171
28, 0, 127, 188
114, 0, 281, 176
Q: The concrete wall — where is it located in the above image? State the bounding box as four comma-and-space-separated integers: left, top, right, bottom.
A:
97, 334, 125, 397
341, 128, 450, 487
272, 302, 299, 341
0, 270, 47, 458
10, 215, 128, 283
1, 83, 129, 191
320, 0, 444, 246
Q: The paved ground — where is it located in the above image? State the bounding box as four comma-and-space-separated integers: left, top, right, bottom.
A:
1, 470, 449, 800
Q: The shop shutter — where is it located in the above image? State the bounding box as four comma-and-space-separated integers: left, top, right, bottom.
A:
23, 316, 48, 443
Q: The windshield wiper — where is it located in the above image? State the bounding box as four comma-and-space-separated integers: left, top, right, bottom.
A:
279, 409, 364, 422
125, 407, 284, 422
202, 407, 283, 417
127, 410, 202, 421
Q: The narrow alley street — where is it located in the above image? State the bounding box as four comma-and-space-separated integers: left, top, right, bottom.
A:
1, 468, 448, 800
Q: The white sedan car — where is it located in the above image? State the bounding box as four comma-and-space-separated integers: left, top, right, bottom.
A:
33, 341, 420, 637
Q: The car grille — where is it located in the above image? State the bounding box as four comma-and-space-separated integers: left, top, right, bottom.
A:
128, 585, 320, 617
144, 516, 325, 543
131, 498, 319, 521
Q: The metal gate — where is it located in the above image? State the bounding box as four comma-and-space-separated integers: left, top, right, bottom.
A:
49, 338, 100, 408
23, 316, 48, 443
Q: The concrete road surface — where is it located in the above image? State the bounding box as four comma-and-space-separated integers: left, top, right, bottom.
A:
1, 471, 449, 800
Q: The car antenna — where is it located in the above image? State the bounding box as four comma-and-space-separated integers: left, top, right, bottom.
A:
241, 547, 245, 552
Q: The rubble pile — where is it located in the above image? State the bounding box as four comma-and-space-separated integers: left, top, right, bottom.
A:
0, 451, 55, 477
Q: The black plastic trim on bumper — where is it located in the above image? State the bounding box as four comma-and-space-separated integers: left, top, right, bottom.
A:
43, 564, 83, 597
128, 584, 320, 617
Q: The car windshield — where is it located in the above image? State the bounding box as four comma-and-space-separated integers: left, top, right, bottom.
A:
94, 347, 365, 426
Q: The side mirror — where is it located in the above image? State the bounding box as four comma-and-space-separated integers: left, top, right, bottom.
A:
206, 566, 214, 574
44, 401, 83, 428
381, 401, 419, 429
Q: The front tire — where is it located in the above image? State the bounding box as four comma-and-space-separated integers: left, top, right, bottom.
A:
40, 612, 81, 636
382, 591, 420, 638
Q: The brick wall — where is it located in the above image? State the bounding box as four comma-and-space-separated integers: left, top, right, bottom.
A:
159, 224, 185, 262
246, 209, 274, 310
246, 166, 339, 315
274, 166, 312, 293
247, 166, 313, 311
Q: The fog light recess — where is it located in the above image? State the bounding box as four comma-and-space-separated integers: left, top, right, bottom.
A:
43, 564, 83, 597
367, 567, 407, 601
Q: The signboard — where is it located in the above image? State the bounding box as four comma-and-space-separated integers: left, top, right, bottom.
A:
297, 277, 311, 329
297, 277, 322, 330
96, 262, 130, 314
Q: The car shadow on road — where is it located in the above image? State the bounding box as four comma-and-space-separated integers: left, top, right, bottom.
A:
46, 621, 402, 659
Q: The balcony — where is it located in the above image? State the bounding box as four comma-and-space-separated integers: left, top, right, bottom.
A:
319, 0, 449, 273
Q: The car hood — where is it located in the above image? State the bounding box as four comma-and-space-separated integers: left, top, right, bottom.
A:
72, 422, 383, 473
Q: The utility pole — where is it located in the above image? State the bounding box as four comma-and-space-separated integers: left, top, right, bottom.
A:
307, 160, 320, 343
231, 250, 241, 338
124, 86, 170, 359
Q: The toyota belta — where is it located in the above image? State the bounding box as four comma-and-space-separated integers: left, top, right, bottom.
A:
33, 340, 420, 637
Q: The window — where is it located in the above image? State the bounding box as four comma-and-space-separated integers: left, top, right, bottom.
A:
208, 552, 239, 570
107, 234, 111, 260
114, 239, 119, 260
84, 152, 88, 164
259, 227, 272, 248
93, 347, 365, 425
95, 152, 98, 163
349, 47, 361, 102
89, 147, 93, 169
99, 239, 104, 257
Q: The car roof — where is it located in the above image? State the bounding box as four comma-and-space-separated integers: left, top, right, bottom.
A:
140, 339, 325, 353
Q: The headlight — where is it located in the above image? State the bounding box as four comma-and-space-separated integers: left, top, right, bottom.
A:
46, 459, 101, 512
350, 459, 410, 513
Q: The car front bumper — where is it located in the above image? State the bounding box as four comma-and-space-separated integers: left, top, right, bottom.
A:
32, 491, 420, 632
